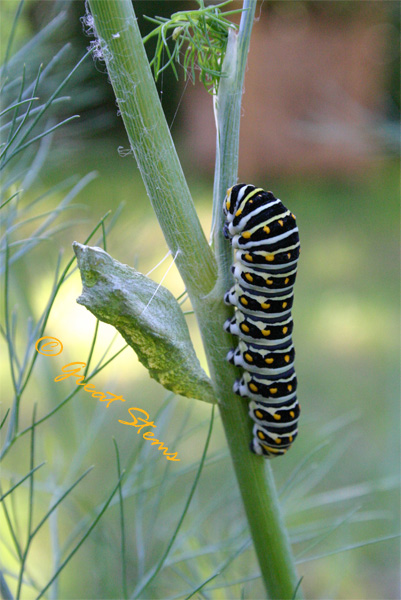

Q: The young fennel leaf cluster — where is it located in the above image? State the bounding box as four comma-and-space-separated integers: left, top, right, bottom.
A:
142, 0, 244, 94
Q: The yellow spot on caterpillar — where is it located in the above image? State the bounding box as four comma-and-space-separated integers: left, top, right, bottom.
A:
245, 273, 253, 282
275, 438, 282, 444
261, 303, 270, 309
263, 226, 270, 234
258, 431, 266, 440
269, 387, 278, 394
244, 353, 253, 362
287, 253, 291, 259
249, 383, 258, 392
287, 384, 293, 392
255, 410, 263, 419
290, 411, 295, 418
282, 327, 288, 334
241, 324, 250, 333
291, 213, 296, 219
266, 279, 273, 285
278, 219, 284, 226
245, 254, 253, 262
265, 358, 274, 364
284, 354, 290, 363
282, 302, 288, 308
284, 277, 290, 284
289, 435, 293, 442
273, 413, 281, 420
242, 231, 251, 239
240, 297, 248, 305
261, 329, 271, 336
262, 445, 280, 453
226, 200, 230, 210
265, 254, 275, 262
235, 209, 242, 217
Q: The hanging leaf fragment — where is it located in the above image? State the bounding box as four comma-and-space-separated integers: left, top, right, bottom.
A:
73, 243, 215, 403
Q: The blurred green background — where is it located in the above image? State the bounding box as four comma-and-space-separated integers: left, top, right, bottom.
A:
1, 1, 399, 599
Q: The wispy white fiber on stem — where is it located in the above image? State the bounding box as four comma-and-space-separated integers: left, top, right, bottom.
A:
146, 249, 172, 276
141, 249, 180, 315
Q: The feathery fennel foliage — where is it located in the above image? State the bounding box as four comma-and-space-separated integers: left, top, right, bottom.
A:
0, 7, 126, 599
142, 0, 243, 94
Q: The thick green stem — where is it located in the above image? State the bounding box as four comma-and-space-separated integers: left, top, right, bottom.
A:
87, 0, 217, 299
210, 3, 302, 598
87, 1, 302, 598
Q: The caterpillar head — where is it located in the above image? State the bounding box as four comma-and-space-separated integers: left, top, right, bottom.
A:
223, 184, 254, 223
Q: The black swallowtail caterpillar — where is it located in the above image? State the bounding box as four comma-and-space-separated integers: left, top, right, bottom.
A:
223, 184, 300, 458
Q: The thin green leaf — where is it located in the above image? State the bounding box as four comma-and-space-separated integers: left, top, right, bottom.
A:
3, 239, 20, 443
0, 570, 14, 600
132, 404, 215, 599
279, 440, 330, 500
0, 408, 10, 431
296, 533, 400, 564
1, 11, 67, 80
15, 405, 37, 599
113, 438, 128, 600
21, 45, 90, 145
0, 463, 45, 503
292, 577, 304, 600
2, 115, 80, 167
4, 63, 25, 152
31, 467, 94, 540
0, 186, 21, 212
22, 42, 71, 99
1, 0, 24, 76
27, 405, 37, 536
0, 486, 23, 560
83, 320, 99, 378
0, 97, 69, 134
6, 172, 97, 268
295, 505, 362, 561
0, 97, 39, 118
0, 65, 42, 164
184, 538, 251, 600
0, 212, 112, 461
36, 470, 125, 600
